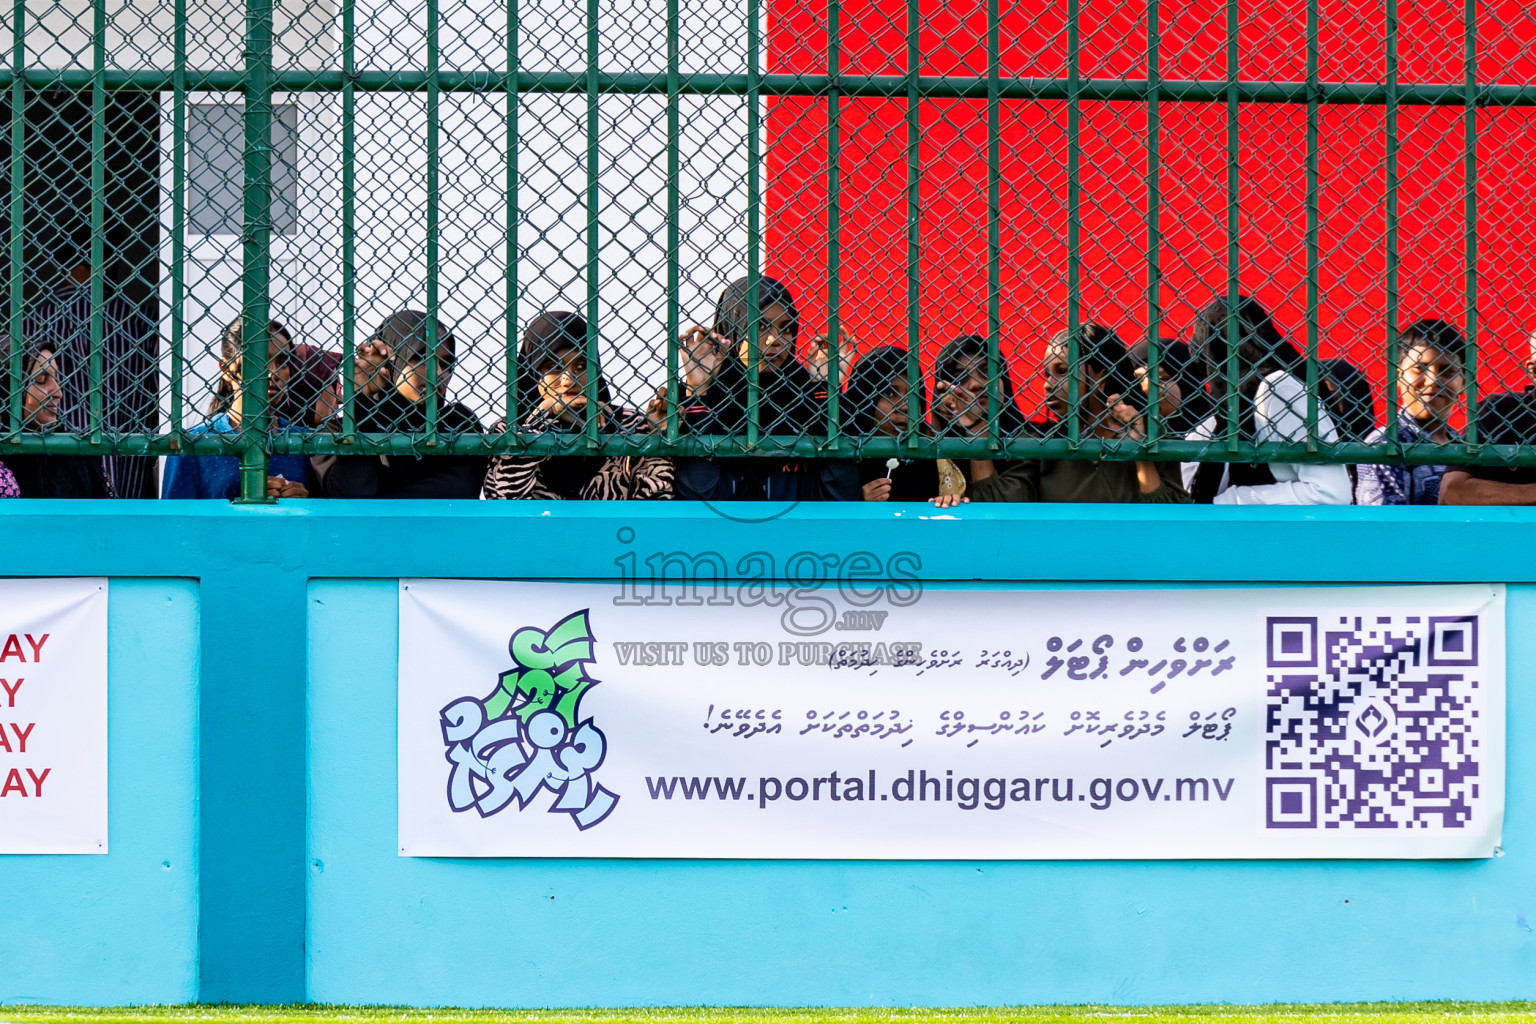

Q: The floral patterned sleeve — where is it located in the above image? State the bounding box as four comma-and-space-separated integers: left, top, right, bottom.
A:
0, 461, 19, 497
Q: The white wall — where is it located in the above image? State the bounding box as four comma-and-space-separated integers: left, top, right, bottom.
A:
154, 0, 761, 426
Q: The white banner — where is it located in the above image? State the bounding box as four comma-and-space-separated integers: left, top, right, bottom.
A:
398, 579, 1504, 859
0, 578, 108, 854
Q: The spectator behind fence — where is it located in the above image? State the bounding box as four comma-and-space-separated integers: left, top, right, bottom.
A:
1128, 337, 1216, 436
482, 311, 673, 500
309, 311, 487, 499
24, 261, 156, 497
805, 323, 857, 386
1356, 321, 1465, 506
844, 345, 944, 502
1183, 296, 1352, 505
929, 333, 1030, 502
722, 275, 827, 436
1320, 356, 1375, 501
0, 336, 110, 497
1023, 323, 1190, 503
1439, 327, 1536, 504
161, 318, 311, 500
1320, 357, 1375, 443
669, 276, 859, 501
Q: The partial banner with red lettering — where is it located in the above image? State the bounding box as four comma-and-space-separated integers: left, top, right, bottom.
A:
398, 578, 1504, 859
0, 578, 107, 854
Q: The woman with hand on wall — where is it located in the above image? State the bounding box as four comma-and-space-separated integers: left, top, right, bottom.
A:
161, 318, 311, 500
482, 310, 673, 500
309, 311, 488, 499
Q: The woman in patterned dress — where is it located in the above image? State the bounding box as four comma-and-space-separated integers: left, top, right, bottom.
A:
482, 311, 673, 501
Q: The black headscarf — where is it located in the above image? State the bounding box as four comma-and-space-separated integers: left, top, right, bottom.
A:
514, 310, 617, 499
353, 310, 478, 433
710, 276, 818, 435
1320, 357, 1375, 442
1129, 337, 1217, 434
376, 310, 456, 388
1191, 295, 1304, 398
846, 346, 926, 436
711, 275, 800, 348
934, 334, 1028, 436
515, 311, 613, 421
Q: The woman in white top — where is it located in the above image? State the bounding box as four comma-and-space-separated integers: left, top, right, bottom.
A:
1181, 296, 1353, 505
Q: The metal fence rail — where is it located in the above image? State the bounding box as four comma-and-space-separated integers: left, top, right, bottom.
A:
1, 0, 1533, 501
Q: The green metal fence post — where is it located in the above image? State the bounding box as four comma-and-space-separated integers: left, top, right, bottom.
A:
504, 0, 519, 435
171, 0, 187, 442
745, 0, 761, 451
584, 0, 600, 450
826, 0, 842, 450
1145, 0, 1161, 446
341, 0, 356, 439
1223, 0, 1240, 454
1464, 0, 1479, 446
89, 0, 105, 448
425, 0, 442, 447
1385, 0, 1401, 456
1305, 0, 1319, 450
665, 0, 679, 444
237, 0, 275, 503
904, 0, 921, 450
986, 0, 1001, 449
1065, 0, 1081, 449
7, 0, 22, 437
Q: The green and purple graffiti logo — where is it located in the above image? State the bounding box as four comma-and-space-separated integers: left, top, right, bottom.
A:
439, 609, 618, 830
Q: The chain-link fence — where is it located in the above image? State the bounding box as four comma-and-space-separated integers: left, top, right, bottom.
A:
0, 0, 1534, 500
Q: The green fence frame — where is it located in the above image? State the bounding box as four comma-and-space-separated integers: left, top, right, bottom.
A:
0, 0, 1520, 502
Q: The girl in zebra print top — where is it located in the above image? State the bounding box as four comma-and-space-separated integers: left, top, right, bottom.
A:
482, 311, 674, 501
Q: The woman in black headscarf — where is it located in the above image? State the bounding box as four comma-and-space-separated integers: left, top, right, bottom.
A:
712, 275, 823, 435
1319, 356, 1375, 443
1128, 337, 1216, 436
482, 311, 672, 500
669, 275, 858, 502
0, 335, 111, 497
928, 333, 1031, 502
845, 345, 942, 502
309, 310, 488, 498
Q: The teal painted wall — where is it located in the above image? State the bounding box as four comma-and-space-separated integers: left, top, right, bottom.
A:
6, 500, 1536, 1006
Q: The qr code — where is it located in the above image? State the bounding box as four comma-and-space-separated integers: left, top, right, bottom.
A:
1264, 614, 1481, 830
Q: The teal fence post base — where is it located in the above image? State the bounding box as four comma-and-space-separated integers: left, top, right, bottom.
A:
197, 540, 307, 1002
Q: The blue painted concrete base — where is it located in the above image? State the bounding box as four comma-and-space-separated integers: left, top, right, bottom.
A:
3, 500, 1536, 1005
0, 580, 198, 1005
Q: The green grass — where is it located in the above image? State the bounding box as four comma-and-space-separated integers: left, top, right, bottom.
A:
2, 1005, 1536, 1024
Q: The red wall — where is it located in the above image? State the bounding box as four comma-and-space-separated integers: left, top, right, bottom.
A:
763, 0, 1536, 414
